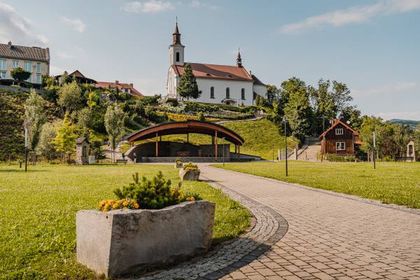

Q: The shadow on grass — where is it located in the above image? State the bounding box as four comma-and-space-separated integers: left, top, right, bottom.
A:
0, 169, 49, 173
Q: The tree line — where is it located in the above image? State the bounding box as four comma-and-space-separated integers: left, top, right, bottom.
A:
257, 77, 419, 160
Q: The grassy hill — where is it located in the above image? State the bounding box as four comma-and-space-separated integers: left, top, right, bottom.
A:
0, 91, 27, 161
223, 119, 297, 159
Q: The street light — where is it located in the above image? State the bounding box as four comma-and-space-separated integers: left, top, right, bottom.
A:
23, 121, 29, 172
283, 116, 288, 177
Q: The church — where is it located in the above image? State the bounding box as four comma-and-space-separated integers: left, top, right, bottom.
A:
166, 23, 267, 106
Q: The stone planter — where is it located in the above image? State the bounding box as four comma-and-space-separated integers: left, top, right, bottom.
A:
76, 200, 215, 278
179, 168, 200, 181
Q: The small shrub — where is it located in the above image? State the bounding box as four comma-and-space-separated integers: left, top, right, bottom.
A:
110, 171, 201, 210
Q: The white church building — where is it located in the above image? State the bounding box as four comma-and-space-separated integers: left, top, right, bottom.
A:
166, 23, 267, 106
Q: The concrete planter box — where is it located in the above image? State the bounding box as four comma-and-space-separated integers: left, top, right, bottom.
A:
179, 168, 200, 181
76, 200, 215, 277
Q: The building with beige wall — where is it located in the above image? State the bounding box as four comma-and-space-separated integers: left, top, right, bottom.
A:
0, 41, 50, 85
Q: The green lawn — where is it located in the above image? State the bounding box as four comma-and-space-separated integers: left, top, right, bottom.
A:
0, 164, 251, 279
214, 161, 420, 209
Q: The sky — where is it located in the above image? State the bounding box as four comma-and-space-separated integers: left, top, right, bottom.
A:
1, 0, 419, 120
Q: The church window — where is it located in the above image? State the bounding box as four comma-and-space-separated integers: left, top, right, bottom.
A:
176, 52, 180, 62
241, 88, 245, 100
210, 87, 215, 99
226, 87, 230, 99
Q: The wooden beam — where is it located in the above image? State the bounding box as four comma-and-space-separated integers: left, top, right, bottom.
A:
215, 131, 218, 160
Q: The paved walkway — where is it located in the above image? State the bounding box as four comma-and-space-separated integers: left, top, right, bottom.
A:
199, 165, 420, 280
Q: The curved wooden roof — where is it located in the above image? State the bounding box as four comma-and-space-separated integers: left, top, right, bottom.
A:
127, 120, 244, 146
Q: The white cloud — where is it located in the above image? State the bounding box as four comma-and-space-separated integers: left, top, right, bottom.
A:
60, 16, 86, 33
189, 0, 218, 10
280, 0, 420, 34
0, 1, 48, 45
122, 0, 174, 14
353, 82, 418, 97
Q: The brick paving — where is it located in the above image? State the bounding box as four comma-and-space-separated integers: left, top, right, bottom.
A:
132, 165, 420, 280
201, 165, 420, 280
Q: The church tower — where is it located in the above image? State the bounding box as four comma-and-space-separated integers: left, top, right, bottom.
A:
169, 22, 185, 66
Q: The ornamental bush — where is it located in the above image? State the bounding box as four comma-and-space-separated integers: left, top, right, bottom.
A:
111, 171, 201, 210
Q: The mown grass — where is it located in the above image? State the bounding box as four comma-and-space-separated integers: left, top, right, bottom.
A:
214, 161, 420, 209
0, 164, 251, 279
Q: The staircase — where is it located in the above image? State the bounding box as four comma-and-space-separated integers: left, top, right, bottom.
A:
295, 137, 321, 161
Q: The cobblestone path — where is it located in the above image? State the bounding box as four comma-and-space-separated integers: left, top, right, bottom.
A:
201, 165, 420, 280
133, 165, 420, 280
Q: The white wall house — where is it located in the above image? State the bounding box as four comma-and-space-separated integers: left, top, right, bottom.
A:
166, 24, 267, 106
0, 41, 49, 85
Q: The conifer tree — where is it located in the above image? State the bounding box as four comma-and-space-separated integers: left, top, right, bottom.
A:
177, 64, 201, 100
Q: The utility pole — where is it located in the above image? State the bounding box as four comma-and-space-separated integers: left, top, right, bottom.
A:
283, 117, 288, 177
24, 125, 28, 172
372, 131, 376, 170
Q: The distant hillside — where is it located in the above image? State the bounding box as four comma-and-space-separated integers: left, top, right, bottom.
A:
389, 119, 420, 128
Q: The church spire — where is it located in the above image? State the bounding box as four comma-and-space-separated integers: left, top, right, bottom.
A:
236, 48, 243, 67
172, 19, 181, 45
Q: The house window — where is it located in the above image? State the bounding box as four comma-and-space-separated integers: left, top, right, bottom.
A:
210, 87, 215, 99
36, 62, 41, 73
0, 71, 6, 79
241, 88, 245, 100
226, 87, 230, 99
176, 52, 180, 62
335, 128, 344, 135
36, 73, 42, 84
13, 60, 19, 68
24, 61, 32, 72
0, 59, 5, 70
336, 142, 346, 151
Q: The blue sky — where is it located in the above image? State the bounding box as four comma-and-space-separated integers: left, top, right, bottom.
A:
1, 0, 419, 120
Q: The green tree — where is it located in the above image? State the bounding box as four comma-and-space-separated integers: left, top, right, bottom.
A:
36, 121, 60, 160
282, 77, 312, 141
177, 64, 201, 99
77, 107, 92, 137
53, 114, 78, 162
104, 104, 126, 162
331, 81, 353, 113
309, 79, 336, 134
266, 84, 280, 103
24, 90, 46, 151
58, 81, 83, 113
11, 67, 31, 85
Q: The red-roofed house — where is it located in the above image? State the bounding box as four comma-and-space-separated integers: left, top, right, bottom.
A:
96, 80, 143, 98
166, 23, 267, 106
320, 119, 361, 156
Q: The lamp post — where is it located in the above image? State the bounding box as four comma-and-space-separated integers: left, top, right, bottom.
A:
372, 131, 376, 169
24, 123, 28, 172
283, 117, 288, 177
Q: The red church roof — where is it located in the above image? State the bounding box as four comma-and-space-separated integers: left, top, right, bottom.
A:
172, 62, 253, 82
